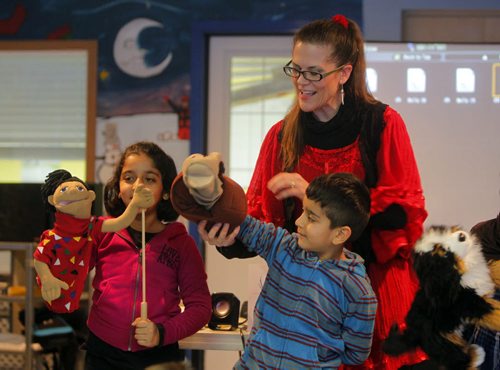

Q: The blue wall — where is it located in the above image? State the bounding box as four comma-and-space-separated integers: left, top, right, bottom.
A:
0, 1, 361, 117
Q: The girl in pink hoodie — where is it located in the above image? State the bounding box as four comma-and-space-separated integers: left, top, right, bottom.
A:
85, 141, 211, 370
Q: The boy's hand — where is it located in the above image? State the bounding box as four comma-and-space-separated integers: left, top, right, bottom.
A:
132, 318, 160, 347
198, 220, 239, 247
40, 275, 69, 304
130, 185, 154, 210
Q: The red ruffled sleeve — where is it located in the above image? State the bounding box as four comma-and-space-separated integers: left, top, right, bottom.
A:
370, 107, 427, 264
246, 121, 287, 226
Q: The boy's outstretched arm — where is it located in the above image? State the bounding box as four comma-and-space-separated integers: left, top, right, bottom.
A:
33, 259, 69, 304
101, 185, 153, 232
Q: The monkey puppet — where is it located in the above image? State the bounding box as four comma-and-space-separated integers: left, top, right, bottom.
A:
383, 225, 500, 370
33, 169, 152, 313
170, 152, 247, 233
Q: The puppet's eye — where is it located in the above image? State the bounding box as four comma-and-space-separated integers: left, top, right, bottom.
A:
77, 186, 85, 192
458, 232, 466, 242
60, 186, 68, 192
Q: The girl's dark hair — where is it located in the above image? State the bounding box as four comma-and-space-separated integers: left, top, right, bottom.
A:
104, 141, 178, 222
306, 172, 370, 242
41, 169, 88, 213
281, 17, 378, 171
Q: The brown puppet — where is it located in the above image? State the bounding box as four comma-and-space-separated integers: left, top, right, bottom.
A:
170, 152, 247, 233
33, 169, 152, 313
383, 225, 500, 370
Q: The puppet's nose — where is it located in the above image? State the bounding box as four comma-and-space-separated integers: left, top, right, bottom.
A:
431, 244, 446, 256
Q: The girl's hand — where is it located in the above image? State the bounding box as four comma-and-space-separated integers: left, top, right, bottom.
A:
132, 318, 160, 347
267, 172, 308, 201
130, 184, 154, 210
198, 220, 239, 247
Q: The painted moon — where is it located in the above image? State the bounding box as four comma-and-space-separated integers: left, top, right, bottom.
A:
113, 17, 172, 78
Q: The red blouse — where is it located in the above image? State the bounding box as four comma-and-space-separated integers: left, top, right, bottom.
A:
247, 106, 426, 264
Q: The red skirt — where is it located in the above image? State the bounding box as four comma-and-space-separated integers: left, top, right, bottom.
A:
345, 257, 427, 370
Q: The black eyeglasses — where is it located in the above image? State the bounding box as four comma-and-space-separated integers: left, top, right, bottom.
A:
282, 60, 344, 81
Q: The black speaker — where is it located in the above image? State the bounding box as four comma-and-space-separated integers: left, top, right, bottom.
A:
208, 292, 240, 331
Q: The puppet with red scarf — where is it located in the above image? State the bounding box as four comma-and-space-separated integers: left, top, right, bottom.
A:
33, 169, 152, 313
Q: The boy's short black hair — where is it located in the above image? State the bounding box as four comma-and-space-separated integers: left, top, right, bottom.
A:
306, 173, 370, 242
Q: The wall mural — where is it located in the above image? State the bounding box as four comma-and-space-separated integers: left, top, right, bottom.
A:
0, 0, 361, 181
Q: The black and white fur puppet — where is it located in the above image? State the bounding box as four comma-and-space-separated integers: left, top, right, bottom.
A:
382, 225, 500, 370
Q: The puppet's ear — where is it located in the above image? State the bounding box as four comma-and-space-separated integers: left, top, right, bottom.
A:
48, 195, 55, 206
89, 190, 96, 202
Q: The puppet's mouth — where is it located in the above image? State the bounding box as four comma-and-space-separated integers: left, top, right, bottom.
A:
58, 199, 85, 206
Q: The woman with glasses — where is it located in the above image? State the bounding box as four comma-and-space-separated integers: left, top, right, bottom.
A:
215, 15, 428, 370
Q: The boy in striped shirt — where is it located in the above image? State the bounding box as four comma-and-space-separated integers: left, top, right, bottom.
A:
199, 172, 377, 369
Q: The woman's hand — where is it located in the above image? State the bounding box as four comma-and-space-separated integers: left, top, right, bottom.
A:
267, 172, 308, 201
132, 318, 159, 347
198, 220, 239, 247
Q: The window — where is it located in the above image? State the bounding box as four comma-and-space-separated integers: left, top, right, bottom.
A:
208, 36, 293, 189
0, 41, 97, 183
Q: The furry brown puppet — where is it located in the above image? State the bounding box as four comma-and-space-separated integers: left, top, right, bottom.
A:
170, 152, 247, 233
382, 225, 500, 370
33, 169, 152, 313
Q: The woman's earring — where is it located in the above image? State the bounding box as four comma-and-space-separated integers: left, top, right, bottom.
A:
162, 193, 169, 200
340, 84, 345, 106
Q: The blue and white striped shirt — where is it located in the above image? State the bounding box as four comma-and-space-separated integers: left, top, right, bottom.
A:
235, 216, 377, 369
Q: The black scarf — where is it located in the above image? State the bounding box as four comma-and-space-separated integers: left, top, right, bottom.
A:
301, 99, 362, 150
298, 99, 387, 188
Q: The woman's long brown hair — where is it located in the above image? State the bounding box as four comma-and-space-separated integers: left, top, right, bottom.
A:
280, 17, 378, 171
